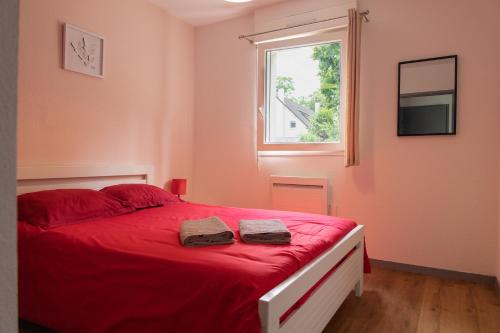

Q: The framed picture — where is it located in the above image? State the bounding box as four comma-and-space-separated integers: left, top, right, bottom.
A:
397, 55, 457, 136
63, 23, 104, 78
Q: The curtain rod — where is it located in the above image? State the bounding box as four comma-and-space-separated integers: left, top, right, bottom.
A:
238, 10, 369, 44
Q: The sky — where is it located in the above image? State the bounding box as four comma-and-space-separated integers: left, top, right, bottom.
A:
273, 45, 320, 98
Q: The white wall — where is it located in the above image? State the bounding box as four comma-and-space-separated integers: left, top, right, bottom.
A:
193, 0, 500, 276
0, 0, 19, 332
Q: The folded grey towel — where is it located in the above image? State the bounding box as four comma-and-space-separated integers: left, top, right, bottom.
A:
239, 219, 291, 245
180, 216, 234, 247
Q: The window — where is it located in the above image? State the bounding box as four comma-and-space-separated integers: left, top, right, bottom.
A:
258, 31, 346, 152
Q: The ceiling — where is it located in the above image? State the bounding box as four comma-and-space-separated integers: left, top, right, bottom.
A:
148, 0, 287, 27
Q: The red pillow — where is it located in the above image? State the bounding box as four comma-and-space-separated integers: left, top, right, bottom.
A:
100, 184, 180, 209
18, 189, 134, 228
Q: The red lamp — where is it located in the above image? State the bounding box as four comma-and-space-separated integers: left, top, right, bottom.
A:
171, 179, 187, 199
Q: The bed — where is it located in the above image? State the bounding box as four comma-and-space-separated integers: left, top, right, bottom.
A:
17, 166, 366, 333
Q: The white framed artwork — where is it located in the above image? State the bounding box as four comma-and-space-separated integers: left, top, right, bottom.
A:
63, 24, 104, 78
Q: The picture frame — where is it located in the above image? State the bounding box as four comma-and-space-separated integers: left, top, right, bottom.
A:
63, 23, 104, 78
397, 55, 458, 136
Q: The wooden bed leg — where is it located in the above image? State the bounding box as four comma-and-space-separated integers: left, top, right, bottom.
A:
354, 239, 364, 297
355, 278, 363, 297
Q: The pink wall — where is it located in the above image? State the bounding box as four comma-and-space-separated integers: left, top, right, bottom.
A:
18, 0, 195, 193
193, 0, 500, 275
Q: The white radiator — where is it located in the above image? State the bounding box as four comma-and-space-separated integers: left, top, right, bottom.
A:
270, 176, 328, 215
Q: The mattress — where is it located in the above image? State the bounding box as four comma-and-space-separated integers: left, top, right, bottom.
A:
18, 202, 360, 333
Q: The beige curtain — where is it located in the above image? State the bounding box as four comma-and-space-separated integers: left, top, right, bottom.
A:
345, 8, 361, 167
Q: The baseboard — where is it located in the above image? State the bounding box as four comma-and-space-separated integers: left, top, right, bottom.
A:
370, 259, 496, 286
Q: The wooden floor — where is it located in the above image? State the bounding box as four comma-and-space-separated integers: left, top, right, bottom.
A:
20, 266, 500, 333
324, 266, 500, 333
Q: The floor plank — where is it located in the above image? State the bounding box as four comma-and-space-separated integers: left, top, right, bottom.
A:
416, 276, 443, 333
324, 267, 500, 333
473, 282, 500, 333
20, 266, 500, 333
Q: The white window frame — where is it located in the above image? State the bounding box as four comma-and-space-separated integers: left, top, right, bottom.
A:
257, 30, 347, 153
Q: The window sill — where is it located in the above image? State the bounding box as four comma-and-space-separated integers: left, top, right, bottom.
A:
257, 150, 344, 157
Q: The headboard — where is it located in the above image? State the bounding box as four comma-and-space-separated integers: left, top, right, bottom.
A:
17, 165, 154, 195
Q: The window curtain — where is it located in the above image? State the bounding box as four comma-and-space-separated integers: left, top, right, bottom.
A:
345, 8, 361, 167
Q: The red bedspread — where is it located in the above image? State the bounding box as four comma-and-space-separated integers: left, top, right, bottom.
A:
19, 202, 362, 333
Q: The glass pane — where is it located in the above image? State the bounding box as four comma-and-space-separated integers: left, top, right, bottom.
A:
265, 42, 341, 143
398, 57, 456, 135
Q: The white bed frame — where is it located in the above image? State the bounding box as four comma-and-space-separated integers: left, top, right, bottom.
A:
17, 165, 364, 333
17, 165, 154, 194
